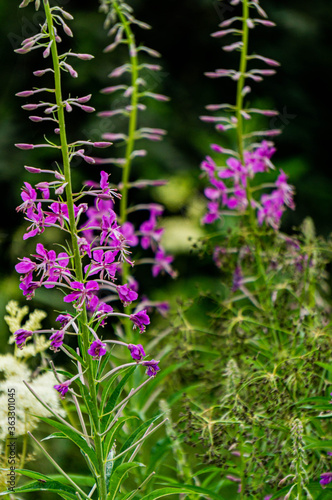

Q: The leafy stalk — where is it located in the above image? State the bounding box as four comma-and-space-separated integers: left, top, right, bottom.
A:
43, 2, 107, 497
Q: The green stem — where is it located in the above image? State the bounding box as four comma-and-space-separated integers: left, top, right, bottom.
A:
113, 1, 140, 341
114, 1, 139, 238
235, 0, 249, 164
235, 0, 260, 242
43, 2, 107, 498
234, 0, 279, 346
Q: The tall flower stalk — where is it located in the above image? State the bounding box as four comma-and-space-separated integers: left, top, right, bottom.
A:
7, 1, 164, 498
96, 0, 176, 341
175, 1, 332, 498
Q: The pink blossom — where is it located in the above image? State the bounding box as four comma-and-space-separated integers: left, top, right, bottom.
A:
64, 281, 99, 309
117, 284, 138, 306
152, 248, 176, 278
130, 309, 150, 333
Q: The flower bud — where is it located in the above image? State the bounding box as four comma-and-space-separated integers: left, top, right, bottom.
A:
24, 166, 41, 173
93, 142, 112, 148
15, 143, 35, 150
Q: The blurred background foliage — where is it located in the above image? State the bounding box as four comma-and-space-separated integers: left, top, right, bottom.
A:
0, 0, 331, 356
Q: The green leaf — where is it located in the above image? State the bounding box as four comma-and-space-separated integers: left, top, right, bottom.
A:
0, 479, 79, 499
80, 383, 99, 429
62, 343, 85, 366
11, 468, 51, 481
107, 462, 145, 500
304, 440, 332, 450
41, 431, 67, 441
101, 367, 131, 410
139, 484, 226, 500
47, 474, 95, 487
103, 416, 138, 461
316, 362, 332, 373
101, 366, 136, 431
106, 446, 116, 492
114, 414, 163, 470
192, 466, 222, 477
99, 349, 115, 381
37, 416, 97, 465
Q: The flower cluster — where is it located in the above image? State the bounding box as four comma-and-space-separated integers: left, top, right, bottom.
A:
200, 0, 295, 230
14, 1, 160, 397
202, 142, 294, 229
95, 0, 177, 299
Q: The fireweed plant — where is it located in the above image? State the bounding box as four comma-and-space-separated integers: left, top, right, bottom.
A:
94, 0, 177, 335
174, 1, 332, 499
0, 1, 182, 499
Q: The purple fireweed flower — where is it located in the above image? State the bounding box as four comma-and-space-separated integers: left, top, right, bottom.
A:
19, 274, 40, 299
94, 300, 113, 322
264, 496, 272, 500
258, 191, 284, 230
77, 237, 92, 257
96, 171, 120, 206
204, 179, 227, 203
100, 211, 120, 245
130, 309, 150, 333
119, 221, 139, 247
320, 472, 332, 488
244, 140, 276, 176
232, 265, 244, 292
85, 249, 118, 280
128, 276, 139, 293
327, 452, 332, 456
152, 248, 176, 278
54, 381, 71, 399
117, 284, 138, 305
15, 257, 37, 275
16, 182, 37, 213
24, 202, 48, 240
155, 301, 170, 317
81, 199, 116, 244
213, 246, 226, 268
34, 243, 70, 287
275, 170, 295, 209
226, 185, 248, 211
88, 295, 112, 314
14, 329, 33, 349
35, 182, 50, 200
87, 296, 113, 325
202, 201, 220, 224
88, 339, 107, 359
219, 157, 248, 186
56, 314, 72, 327
45, 202, 86, 227
50, 330, 65, 352
140, 216, 164, 250
63, 281, 99, 309
142, 359, 160, 377
127, 343, 146, 361
201, 156, 217, 177
108, 233, 134, 266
